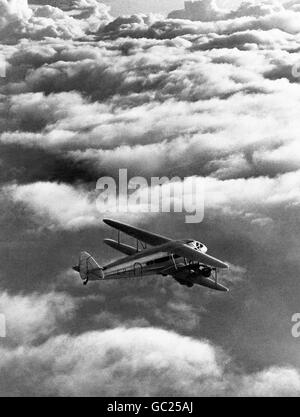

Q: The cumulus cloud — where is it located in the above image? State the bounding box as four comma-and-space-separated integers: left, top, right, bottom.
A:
0, 325, 299, 396
0, 273, 297, 397
3, 168, 300, 231
0, 290, 76, 345
168, 0, 285, 21
2, 11, 300, 184
168, 0, 227, 21
5, 181, 100, 230
0, 0, 111, 43
205, 170, 300, 219
239, 367, 300, 397
3, 180, 152, 230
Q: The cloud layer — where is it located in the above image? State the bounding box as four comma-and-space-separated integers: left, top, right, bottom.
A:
0, 290, 299, 397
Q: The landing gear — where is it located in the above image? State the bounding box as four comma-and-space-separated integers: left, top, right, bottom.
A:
83, 278, 89, 286
177, 279, 193, 288
202, 267, 212, 278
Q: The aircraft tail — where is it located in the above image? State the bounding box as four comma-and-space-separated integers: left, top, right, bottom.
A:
73, 251, 104, 285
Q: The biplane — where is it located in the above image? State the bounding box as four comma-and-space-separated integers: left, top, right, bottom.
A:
73, 219, 229, 292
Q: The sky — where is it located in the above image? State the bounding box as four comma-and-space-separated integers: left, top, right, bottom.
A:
1, 0, 300, 396
28, 0, 252, 16
102, 0, 240, 16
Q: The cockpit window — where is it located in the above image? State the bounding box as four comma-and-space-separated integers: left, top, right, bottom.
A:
185, 240, 206, 252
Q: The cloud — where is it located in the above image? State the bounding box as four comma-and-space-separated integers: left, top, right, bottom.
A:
3, 167, 300, 232
0, 0, 111, 43
2, 84, 300, 180
0, 327, 223, 396
168, 0, 285, 22
0, 324, 299, 396
228, 1, 284, 18
205, 170, 300, 217
286, 0, 300, 11
4, 180, 152, 230
0, 0, 32, 27
0, 290, 76, 345
2, 20, 300, 185
239, 367, 300, 397
168, 0, 227, 21
5, 181, 100, 230
0, 273, 298, 397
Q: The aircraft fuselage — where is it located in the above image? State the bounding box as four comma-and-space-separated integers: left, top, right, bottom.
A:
102, 245, 228, 291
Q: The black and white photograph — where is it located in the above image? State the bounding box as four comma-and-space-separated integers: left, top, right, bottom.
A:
1, 0, 300, 399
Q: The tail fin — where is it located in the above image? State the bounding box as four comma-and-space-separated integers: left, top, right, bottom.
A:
73, 251, 104, 285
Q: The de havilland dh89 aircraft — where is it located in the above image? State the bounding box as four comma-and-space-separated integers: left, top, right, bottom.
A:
73, 219, 229, 292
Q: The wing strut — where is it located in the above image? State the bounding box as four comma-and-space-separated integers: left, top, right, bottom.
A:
114, 225, 147, 253
212, 268, 218, 286
137, 240, 147, 251
171, 254, 178, 270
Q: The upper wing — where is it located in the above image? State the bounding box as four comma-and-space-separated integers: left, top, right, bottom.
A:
103, 219, 228, 269
104, 239, 137, 256
103, 219, 171, 246
168, 242, 228, 269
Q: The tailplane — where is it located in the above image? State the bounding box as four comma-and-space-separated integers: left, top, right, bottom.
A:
73, 251, 104, 285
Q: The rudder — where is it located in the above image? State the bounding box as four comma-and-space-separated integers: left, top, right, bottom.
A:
73, 251, 104, 285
